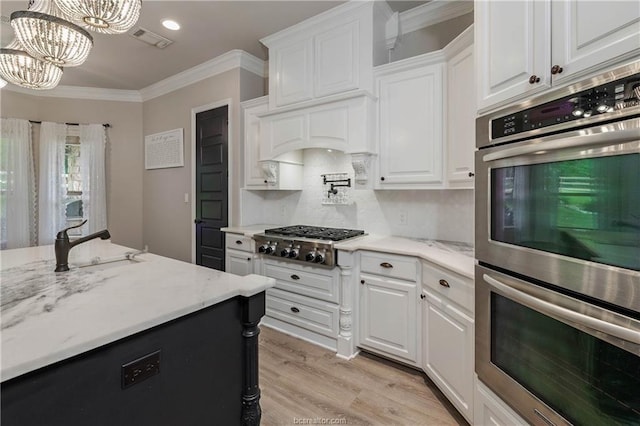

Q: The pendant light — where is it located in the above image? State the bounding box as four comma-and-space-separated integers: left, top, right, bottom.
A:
0, 40, 63, 90
11, 0, 93, 67
54, 0, 142, 34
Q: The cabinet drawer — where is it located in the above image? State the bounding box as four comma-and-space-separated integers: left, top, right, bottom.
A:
224, 233, 254, 253
266, 288, 339, 338
422, 260, 473, 312
263, 260, 339, 303
360, 251, 418, 282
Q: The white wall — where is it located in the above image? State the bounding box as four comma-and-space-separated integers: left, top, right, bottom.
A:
242, 149, 474, 244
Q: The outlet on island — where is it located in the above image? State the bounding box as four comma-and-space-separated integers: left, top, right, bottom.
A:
121, 350, 161, 389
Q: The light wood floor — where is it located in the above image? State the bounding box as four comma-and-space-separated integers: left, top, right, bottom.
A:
259, 326, 468, 426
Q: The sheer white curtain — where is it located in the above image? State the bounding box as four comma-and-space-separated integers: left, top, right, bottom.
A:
0, 118, 35, 249
38, 122, 67, 245
79, 124, 107, 234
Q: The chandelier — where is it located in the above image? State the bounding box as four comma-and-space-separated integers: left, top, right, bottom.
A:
0, 0, 141, 90
0, 41, 63, 90
11, 7, 94, 66
54, 0, 142, 34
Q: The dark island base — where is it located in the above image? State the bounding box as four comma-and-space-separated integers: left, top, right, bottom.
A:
1, 292, 265, 426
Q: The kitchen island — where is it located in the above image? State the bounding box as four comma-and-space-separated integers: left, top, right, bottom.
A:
0, 240, 275, 426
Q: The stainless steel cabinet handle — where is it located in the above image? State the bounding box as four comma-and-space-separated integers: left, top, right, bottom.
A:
439, 279, 450, 288
291, 274, 300, 280
380, 262, 393, 268
483, 274, 640, 345
290, 307, 300, 313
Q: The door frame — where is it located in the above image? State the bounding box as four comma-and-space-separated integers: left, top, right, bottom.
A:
190, 98, 233, 264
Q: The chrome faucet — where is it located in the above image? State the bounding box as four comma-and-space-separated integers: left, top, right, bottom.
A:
54, 220, 111, 272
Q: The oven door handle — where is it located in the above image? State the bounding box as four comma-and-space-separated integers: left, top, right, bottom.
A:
483, 274, 640, 345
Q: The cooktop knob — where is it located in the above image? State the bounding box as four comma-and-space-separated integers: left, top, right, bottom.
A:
258, 244, 268, 253
314, 253, 325, 263
305, 252, 316, 262
289, 248, 299, 259
265, 245, 276, 255
280, 248, 290, 257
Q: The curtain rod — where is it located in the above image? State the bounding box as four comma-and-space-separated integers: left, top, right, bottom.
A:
29, 120, 111, 128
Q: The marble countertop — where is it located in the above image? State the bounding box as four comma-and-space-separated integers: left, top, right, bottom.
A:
335, 235, 474, 279
221, 225, 474, 279
221, 224, 283, 236
0, 240, 275, 382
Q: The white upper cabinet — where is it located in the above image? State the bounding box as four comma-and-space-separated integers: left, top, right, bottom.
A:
551, 0, 640, 85
375, 55, 445, 188
261, 1, 391, 110
476, 0, 640, 113
445, 30, 475, 189
314, 21, 360, 98
475, 0, 551, 112
242, 97, 270, 188
242, 96, 303, 190
273, 40, 314, 106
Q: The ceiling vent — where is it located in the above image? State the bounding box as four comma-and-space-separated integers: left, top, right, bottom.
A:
129, 27, 173, 49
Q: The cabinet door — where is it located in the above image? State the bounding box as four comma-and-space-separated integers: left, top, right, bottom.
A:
359, 274, 418, 363
447, 45, 475, 188
551, 0, 640, 85
243, 98, 269, 188
272, 39, 314, 108
423, 290, 474, 423
378, 63, 444, 187
475, 0, 550, 112
475, 378, 529, 426
225, 250, 253, 276
314, 21, 360, 98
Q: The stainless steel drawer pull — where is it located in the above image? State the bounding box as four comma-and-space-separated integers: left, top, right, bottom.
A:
439, 279, 450, 288
290, 307, 300, 313
291, 274, 300, 280
380, 262, 393, 268
235, 240, 243, 245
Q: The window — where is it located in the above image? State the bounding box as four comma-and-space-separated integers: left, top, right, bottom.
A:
63, 134, 84, 236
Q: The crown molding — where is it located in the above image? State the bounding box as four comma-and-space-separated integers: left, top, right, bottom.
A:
2, 49, 265, 103
2, 84, 142, 102
139, 50, 265, 102
442, 24, 474, 59
399, 0, 474, 35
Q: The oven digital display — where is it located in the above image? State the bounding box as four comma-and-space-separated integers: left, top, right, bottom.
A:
490, 72, 640, 140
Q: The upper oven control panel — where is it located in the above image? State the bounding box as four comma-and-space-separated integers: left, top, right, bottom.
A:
489, 70, 640, 142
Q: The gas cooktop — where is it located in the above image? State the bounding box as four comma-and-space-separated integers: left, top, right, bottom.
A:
264, 225, 365, 241
254, 225, 366, 267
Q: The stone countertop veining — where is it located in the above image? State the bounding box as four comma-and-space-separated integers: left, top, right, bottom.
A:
221, 224, 283, 236
334, 235, 475, 279
0, 240, 275, 382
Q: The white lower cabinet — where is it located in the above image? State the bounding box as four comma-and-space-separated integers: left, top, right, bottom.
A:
422, 290, 474, 422
262, 258, 341, 350
475, 377, 529, 426
224, 233, 255, 276
422, 260, 474, 423
358, 252, 420, 366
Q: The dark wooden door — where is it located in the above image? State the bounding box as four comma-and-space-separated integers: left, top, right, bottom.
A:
195, 105, 228, 270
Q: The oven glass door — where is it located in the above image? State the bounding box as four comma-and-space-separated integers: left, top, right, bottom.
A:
491, 152, 640, 271
477, 266, 640, 426
492, 293, 640, 425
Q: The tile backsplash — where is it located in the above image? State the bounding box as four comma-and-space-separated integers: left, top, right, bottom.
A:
241, 149, 474, 244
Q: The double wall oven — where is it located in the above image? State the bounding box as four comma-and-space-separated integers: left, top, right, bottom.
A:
475, 62, 640, 426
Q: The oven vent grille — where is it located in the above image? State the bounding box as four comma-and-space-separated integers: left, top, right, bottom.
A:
129, 27, 173, 49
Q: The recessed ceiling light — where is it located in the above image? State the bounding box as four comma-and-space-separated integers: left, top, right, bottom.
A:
162, 19, 180, 31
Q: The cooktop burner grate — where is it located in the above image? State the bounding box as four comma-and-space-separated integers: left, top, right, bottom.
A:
264, 225, 365, 241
